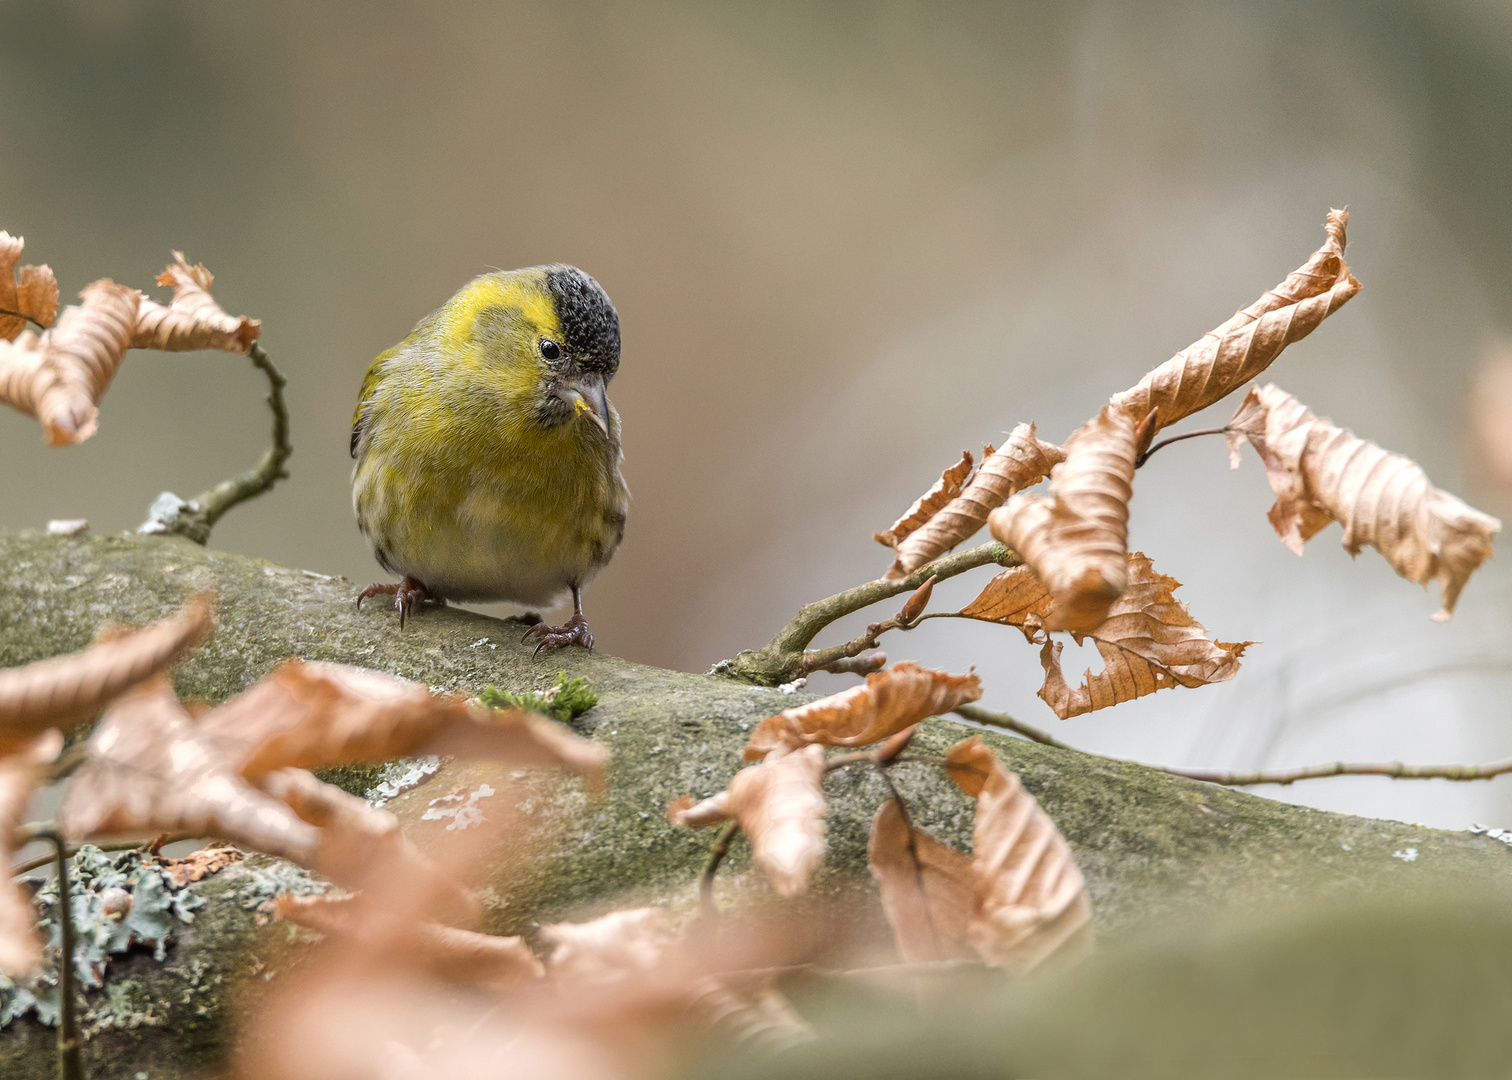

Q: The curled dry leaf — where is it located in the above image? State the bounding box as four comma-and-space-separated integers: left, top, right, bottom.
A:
744, 661, 981, 762
1036, 552, 1249, 719
0, 592, 213, 752
886, 423, 1065, 582
199, 659, 607, 791
0, 731, 63, 978
256, 767, 475, 922
667, 790, 732, 828
273, 892, 543, 989
867, 798, 974, 964
131, 251, 261, 354
989, 406, 1137, 633
945, 737, 1091, 973
874, 449, 974, 548
0, 280, 139, 445
1110, 208, 1360, 434
0, 231, 58, 340
1228, 384, 1502, 620
959, 563, 1053, 643
727, 745, 828, 898
62, 677, 320, 865
542, 907, 672, 987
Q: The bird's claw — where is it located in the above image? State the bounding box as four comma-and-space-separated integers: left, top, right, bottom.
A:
521, 613, 595, 657
356, 576, 434, 630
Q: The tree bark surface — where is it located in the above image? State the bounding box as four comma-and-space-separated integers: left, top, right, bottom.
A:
0, 529, 1506, 1078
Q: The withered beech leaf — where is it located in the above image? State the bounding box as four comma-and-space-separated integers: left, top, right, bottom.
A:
198, 659, 607, 791
744, 661, 982, 762
667, 790, 732, 828
867, 799, 975, 964
0, 280, 139, 446
273, 892, 543, 989
62, 677, 320, 865
541, 907, 672, 986
693, 970, 816, 1051
131, 252, 261, 354
0, 593, 213, 751
0, 231, 58, 340
959, 564, 1053, 643
1036, 552, 1250, 719
1228, 383, 1501, 620
255, 767, 476, 922
875, 449, 974, 548
945, 737, 1091, 973
727, 745, 828, 898
0, 732, 63, 978
1110, 208, 1360, 434
989, 406, 1137, 633
886, 423, 1065, 582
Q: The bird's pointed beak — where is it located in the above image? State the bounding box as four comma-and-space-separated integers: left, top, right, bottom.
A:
564, 372, 611, 435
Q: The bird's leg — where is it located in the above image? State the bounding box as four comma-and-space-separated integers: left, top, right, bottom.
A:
356, 575, 439, 630
521, 584, 595, 656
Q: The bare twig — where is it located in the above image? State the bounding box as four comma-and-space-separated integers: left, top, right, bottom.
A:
719, 547, 1016, 686
10, 833, 196, 877
1135, 425, 1229, 468
700, 820, 740, 917
953, 703, 1078, 751
37, 829, 83, 1080
138, 342, 291, 544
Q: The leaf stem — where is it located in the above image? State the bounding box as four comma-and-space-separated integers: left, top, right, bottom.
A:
700, 820, 740, 917
1135, 425, 1229, 468
38, 830, 83, 1080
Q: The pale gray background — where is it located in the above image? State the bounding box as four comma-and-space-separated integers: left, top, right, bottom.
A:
3, 1, 1511, 829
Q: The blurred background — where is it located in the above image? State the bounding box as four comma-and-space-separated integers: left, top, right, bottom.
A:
2, 0, 1511, 829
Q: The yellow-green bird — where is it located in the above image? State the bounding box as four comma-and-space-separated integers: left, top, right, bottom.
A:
350, 265, 628, 652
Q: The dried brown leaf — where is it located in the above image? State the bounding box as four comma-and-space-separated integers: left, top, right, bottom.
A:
958, 564, 1053, 642
0, 231, 57, 340
1110, 208, 1360, 433
667, 790, 732, 828
1228, 383, 1501, 620
273, 892, 543, 989
61, 677, 321, 865
945, 737, 1091, 973
744, 661, 982, 762
886, 423, 1065, 581
159, 845, 243, 887
542, 907, 673, 987
131, 251, 261, 354
1470, 342, 1512, 497
0, 593, 213, 751
0, 280, 139, 445
256, 767, 476, 921
874, 449, 974, 548
867, 798, 974, 964
0, 732, 63, 977
199, 659, 607, 790
727, 745, 828, 898
989, 406, 1137, 633
1035, 552, 1250, 719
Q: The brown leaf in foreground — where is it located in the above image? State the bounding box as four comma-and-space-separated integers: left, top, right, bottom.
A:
874, 449, 974, 548
886, 423, 1065, 581
0, 231, 58, 340
0, 593, 213, 751
1228, 384, 1502, 620
959, 563, 1054, 642
744, 661, 981, 762
0, 280, 139, 445
989, 406, 1137, 633
667, 790, 732, 828
199, 659, 607, 790
727, 745, 828, 898
867, 798, 974, 964
945, 737, 1091, 973
1036, 552, 1250, 719
131, 251, 261, 354
542, 907, 672, 986
0, 731, 63, 978
273, 892, 542, 989
1110, 208, 1360, 434
62, 677, 320, 864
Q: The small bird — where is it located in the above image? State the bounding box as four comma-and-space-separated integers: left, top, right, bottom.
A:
350, 265, 628, 652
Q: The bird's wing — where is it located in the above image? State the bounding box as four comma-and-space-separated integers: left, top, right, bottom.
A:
350, 345, 402, 458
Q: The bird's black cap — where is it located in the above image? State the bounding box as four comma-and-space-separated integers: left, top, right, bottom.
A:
545, 266, 620, 377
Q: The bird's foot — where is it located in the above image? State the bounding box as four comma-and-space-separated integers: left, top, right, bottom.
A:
521, 612, 595, 657
356, 575, 439, 630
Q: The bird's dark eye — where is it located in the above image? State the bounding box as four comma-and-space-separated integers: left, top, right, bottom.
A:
539, 339, 561, 361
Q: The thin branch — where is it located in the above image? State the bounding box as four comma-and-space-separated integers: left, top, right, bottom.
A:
1135, 425, 1229, 468
0, 306, 46, 331
953, 703, 1512, 787
699, 820, 740, 917
718, 543, 1019, 686
138, 342, 292, 545
10, 834, 195, 877
37, 830, 83, 1080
